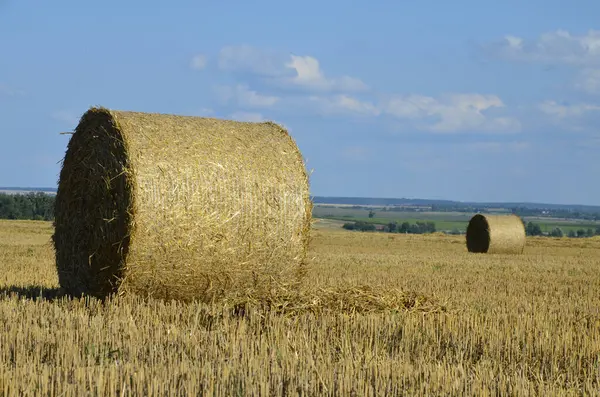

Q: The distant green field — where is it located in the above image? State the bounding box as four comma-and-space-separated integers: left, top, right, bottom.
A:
313, 205, 600, 233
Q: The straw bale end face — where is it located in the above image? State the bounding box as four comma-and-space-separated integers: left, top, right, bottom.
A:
52, 108, 132, 298
53, 107, 312, 301
466, 214, 526, 254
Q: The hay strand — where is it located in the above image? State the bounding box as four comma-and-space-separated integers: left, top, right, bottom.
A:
466, 214, 526, 254
53, 107, 312, 301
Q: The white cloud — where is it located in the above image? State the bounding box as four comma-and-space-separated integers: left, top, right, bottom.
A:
190, 54, 207, 70
213, 46, 522, 132
309, 95, 380, 116
486, 30, 600, 66
217, 45, 367, 93
383, 93, 521, 133
216, 84, 280, 108
284, 55, 368, 92
51, 110, 80, 126
538, 100, 600, 118
286, 56, 322, 85
228, 111, 265, 122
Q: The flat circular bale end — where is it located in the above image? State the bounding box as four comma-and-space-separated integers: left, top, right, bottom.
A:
466, 214, 491, 253
52, 107, 133, 299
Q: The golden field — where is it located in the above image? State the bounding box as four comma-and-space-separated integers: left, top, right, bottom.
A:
0, 219, 599, 396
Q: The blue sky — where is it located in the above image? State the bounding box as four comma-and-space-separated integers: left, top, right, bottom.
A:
1, 1, 600, 205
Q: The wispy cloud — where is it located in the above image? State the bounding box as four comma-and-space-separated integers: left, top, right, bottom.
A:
537, 100, 600, 118
215, 84, 280, 108
465, 141, 531, 153
193, 108, 215, 117
216, 45, 368, 93
575, 68, 600, 94
482, 30, 600, 66
284, 55, 369, 92
482, 30, 600, 95
218, 45, 288, 77
309, 95, 380, 116
190, 54, 207, 70
382, 93, 521, 133
0, 84, 25, 97
210, 45, 523, 134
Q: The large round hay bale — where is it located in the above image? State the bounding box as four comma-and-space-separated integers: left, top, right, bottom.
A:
465, 214, 525, 254
53, 107, 312, 301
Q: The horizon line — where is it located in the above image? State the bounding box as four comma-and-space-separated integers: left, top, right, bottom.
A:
0, 187, 597, 208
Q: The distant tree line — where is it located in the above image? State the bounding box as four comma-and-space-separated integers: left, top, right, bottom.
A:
342, 221, 376, 232
342, 218, 600, 239
0, 193, 54, 221
343, 221, 436, 234
514, 207, 600, 221
524, 220, 600, 238
394, 221, 436, 234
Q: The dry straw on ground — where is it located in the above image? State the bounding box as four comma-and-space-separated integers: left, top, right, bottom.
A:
466, 214, 526, 254
53, 107, 312, 301
227, 284, 449, 316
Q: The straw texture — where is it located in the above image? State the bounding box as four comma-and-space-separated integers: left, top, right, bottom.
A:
466, 214, 526, 254
53, 107, 312, 301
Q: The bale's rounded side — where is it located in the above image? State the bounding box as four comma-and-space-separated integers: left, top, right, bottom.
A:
53, 107, 312, 301
466, 214, 525, 254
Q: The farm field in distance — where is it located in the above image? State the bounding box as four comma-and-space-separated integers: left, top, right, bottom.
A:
313, 204, 600, 233
1, 219, 599, 395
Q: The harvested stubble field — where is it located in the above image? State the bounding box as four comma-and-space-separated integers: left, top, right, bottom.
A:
1, 220, 600, 396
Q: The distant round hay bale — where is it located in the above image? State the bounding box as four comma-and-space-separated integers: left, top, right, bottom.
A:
465, 214, 525, 254
53, 107, 312, 301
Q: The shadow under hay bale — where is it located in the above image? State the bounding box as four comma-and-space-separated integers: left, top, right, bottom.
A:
53, 107, 312, 301
466, 214, 526, 254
